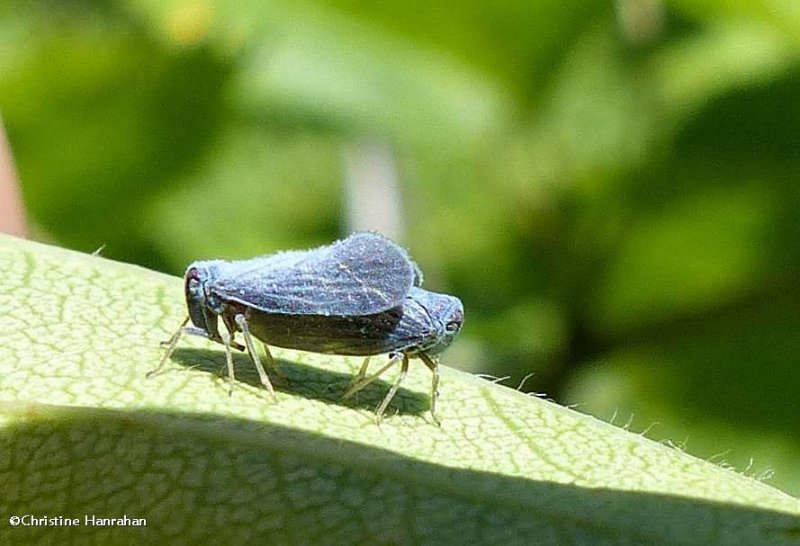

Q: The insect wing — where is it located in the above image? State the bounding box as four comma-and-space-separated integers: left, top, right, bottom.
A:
210, 233, 417, 316
244, 289, 448, 357
245, 307, 406, 356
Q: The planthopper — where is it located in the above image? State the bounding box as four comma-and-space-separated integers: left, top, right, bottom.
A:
150, 232, 463, 424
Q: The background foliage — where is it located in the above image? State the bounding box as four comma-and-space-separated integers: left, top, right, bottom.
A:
2, 0, 799, 497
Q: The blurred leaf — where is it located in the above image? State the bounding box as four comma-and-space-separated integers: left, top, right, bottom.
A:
651, 20, 798, 116
129, 0, 513, 147
592, 184, 774, 332
0, 4, 228, 265
666, 0, 800, 44
312, 0, 603, 100
144, 127, 343, 270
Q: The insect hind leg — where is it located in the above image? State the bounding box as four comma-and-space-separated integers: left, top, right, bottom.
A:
261, 341, 289, 382
341, 354, 401, 401
339, 357, 372, 400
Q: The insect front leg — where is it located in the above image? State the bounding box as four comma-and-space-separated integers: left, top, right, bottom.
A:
418, 352, 441, 427
148, 316, 190, 378
233, 313, 278, 401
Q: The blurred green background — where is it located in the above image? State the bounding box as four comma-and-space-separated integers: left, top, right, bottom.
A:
2, 0, 799, 496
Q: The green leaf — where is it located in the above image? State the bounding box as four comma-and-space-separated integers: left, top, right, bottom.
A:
0, 234, 798, 545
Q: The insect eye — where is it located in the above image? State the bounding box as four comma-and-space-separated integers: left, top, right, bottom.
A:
445, 320, 460, 333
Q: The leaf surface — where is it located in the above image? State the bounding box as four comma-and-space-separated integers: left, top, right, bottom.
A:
0, 235, 798, 545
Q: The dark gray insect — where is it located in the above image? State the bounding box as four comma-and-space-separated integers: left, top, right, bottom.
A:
336, 287, 463, 425
150, 232, 463, 424
245, 286, 463, 424
151, 232, 420, 397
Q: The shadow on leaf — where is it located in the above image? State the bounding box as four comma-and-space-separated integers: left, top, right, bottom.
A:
166, 347, 430, 418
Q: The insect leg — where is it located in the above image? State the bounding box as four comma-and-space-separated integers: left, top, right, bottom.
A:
341, 354, 401, 401
355, 356, 371, 382
374, 353, 410, 425
147, 316, 189, 378
220, 328, 237, 396
339, 357, 372, 400
262, 342, 289, 381
234, 314, 277, 401
418, 352, 441, 427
